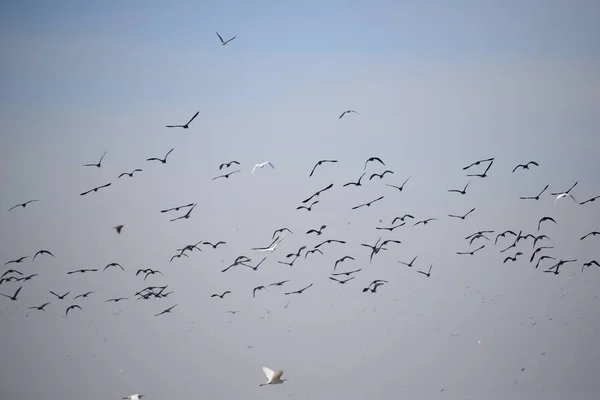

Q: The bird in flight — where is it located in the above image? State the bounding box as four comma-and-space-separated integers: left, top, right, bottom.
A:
253, 286, 267, 298
352, 196, 384, 210
103, 262, 124, 272
252, 161, 275, 173
364, 157, 385, 171
284, 283, 313, 295
306, 225, 326, 235
67, 269, 98, 275
105, 297, 128, 303
503, 252, 523, 263
4, 256, 28, 265
28, 302, 51, 311
113, 225, 124, 234
329, 276, 355, 284
413, 218, 438, 226
80, 183, 111, 196
160, 203, 195, 213
170, 203, 197, 222
580, 231, 599, 240
147, 148, 174, 164
82, 151, 107, 168
309, 160, 338, 177
259, 366, 284, 386
65, 304, 83, 317
32, 250, 54, 261
219, 160, 240, 170
550, 181, 578, 196
369, 170, 394, 180
211, 291, 231, 299
50, 291, 70, 300
554, 192, 577, 206
166, 111, 199, 129
118, 169, 142, 178
253, 236, 285, 252
398, 255, 418, 267
579, 195, 600, 205
385, 176, 411, 192
339, 110, 359, 119
537, 217, 556, 231
343, 173, 366, 187
8, 200, 40, 211
519, 184, 549, 200
448, 208, 476, 220
272, 227, 293, 239
216, 31, 236, 46
73, 291, 96, 300
462, 157, 494, 171
302, 183, 334, 203
203, 241, 226, 249
448, 181, 471, 195
417, 264, 433, 278
0, 286, 22, 301
334, 256, 355, 270
212, 169, 242, 180
297, 200, 319, 212
466, 160, 494, 178
155, 304, 177, 316
512, 161, 539, 173
456, 245, 485, 256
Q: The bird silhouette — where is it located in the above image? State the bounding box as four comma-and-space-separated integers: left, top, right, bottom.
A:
80, 183, 111, 196
8, 200, 40, 211
146, 148, 174, 164
166, 111, 199, 129
215, 31, 236, 46
309, 160, 338, 177
118, 169, 142, 178
82, 151, 107, 168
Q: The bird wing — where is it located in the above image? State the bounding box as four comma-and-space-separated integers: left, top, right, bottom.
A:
263, 366, 275, 381
187, 111, 199, 125
216, 31, 224, 43
267, 161, 275, 169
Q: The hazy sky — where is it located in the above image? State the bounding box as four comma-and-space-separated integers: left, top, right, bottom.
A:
1, 1, 600, 399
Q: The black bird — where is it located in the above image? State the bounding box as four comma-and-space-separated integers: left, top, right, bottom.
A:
219, 160, 240, 170
466, 160, 494, 178
309, 160, 338, 177
74, 291, 96, 300
362, 280, 388, 293
8, 200, 40, 211
503, 252, 523, 263
28, 302, 50, 311
364, 157, 385, 171
105, 297, 128, 303
0, 286, 22, 301
376, 223, 404, 231
170, 252, 189, 262
413, 218, 438, 226
297, 201, 319, 211
50, 291, 70, 300
65, 305, 82, 317
550, 181, 578, 196
465, 230, 495, 240
381, 239, 401, 248
211, 291, 231, 299
417, 264, 433, 277
448, 182, 471, 195
82, 151, 107, 168
286, 246, 307, 258
5, 256, 28, 265
155, 304, 177, 316
80, 183, 111, 196
67, 269, 97, 275
582, 260, 600, 273
580, 231, 600, 240
457, 245, 485, 256
277, 256, 300, 267
302, 183, 334, 203
519, 184, 549, 200
462, 157, 494, 171
391, 214, 414, 224
136, 269, 164, 280
0, 277, 18, 285
538, 217, 557, 231
215, 31, 236, 46
284, 283, 313, 295
536, 255, 556, 269
113, 225, 124, 234
272, 227, 293, 239
329, 276, 355, 284
306, 225, 327, 235
369, 170, 394, 180
314, 239, 346, 249
17, 274, 38, 282
161, 203, 194, 213
334, 256, 355, 270
242, 257, 266, 271
203, 241, 226, 249
530, 246, 554, 262
166, 111, 199, 129
449, 208, 476, 220
170, 203, 197, 222
343, 173, 366, 187
147, 148, 174, 164
304, 248, 323, 258
118, 169, 143, 178
253, 286, 267, 298
332, 268, 361, 277
385, 176, 411, 192
212, 169, 241, 180
352, 196, 384, 210
1, 269, 22, 279
268, 280, 290, 287
398, 255, 418, 267
339, 110, 359, 119
533, 234, 551, 247
495, 230, 517, 245
580, 195, 600, 205
103, 262, 124, 272
512, 161, 539, 173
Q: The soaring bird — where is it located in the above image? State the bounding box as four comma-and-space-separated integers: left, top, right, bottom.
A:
297, 200, 319, 211
284, 283, 313, 295
103, 263, 124, 272
272, 227, 293, 239
343, 173, 366, 187
449, 208, 476, 220
113, 225, 124, 234
219, 160, 240, 170
170, 203, 197, 222
82, 151, 107, 168
580, 195, 600, 205
550, 181, 578, 196
65, 304, 83, 317
466, 160, 494, 178
417, 265, 433, 278
554, 192, 577, 206
306, 225, 327, 235
302, 183, 334, 203
32, 250, 54, 261
462, 157, 494, 171
339, 110, 359, 119
519, 184, 549, 200
8, 200, 40, 211
118, 169, 142, 178
155, 304, 177, 316
259, 366, 284, 386
537, 217, 556, 231
212, 170, 241, 180
252, 286, 267, 298
252, 161, 275, 173
146, 148, 174, 164
309, 160, 338, 177
211, 291, 231, 299
4, 256, 28, 265
166, 111, 199, 129
369, 170, 394, 180
216, 31, 236, 45
0, 286, 22, 301
364, 157, 385, 171
512, 161, 539, 173
123, 395, 145, 400
80, 183, 111, 196
352, 196, 384, 210
385, 176, 411, 192
28, 302, 51, 311
448, 182, 471, 195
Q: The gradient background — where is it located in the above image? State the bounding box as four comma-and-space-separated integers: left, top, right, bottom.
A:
1, 1, 600, 399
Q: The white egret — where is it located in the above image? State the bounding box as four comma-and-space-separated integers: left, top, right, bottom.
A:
259, 366, 284, 386
252, 161, 275, 173
122, 394, 144, 400
252, 235, 285, 252
554, 192, 577, 206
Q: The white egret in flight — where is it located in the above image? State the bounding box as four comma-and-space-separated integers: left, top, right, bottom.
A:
259, 366, 284, 386
252, 161, 275, 173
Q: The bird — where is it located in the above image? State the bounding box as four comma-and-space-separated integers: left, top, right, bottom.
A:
391, 214, 414, 224
284, 283, 313, 295
462, 157, 494, 170
537, 217, 557, 231
304, 248, 323, 258
580, 195, 600, 205
306, 225, 327, 235
225, 310, 240, 315
398, 255, 418, 267
73, 291, 96, 300
334, 256, 355, 270
219, 160, 240, 170
4, 256, 29, 265
146, 148, 174, 164
50, 291, 70, 300
0, 286, 22, 301
8, 200, 40, 211
28, 302, 51, 311
65, 304, 82, 317
211, 291, 231, 299
309, 160, 338, 177
448, 181, 471, 195
118, 169, 142, 178
417, 265, 433, 277
32, 250, 54, 261
554, 192, 577, 206
302, 183, 334, 203
67, 269, 97, 275
203, 241, 226, 249
216, 31, 236, 46
166, 111, 199, 129
105, 297, 128, 303
364, 157, 385, 171
466, 160, 494, 178
253, 236, 285, 252
519, 184, 549, 200
253, 286, 267, 298
512, 161, 539, 173
530, 246, 554, 262
503, 252, 523, 263
137, 269, 164, 280
160, 203, 195, 213
456, 245, 485, 256
314, 239, 346, 249
272, 227, 293, 239
252, 161, 275, 173
362, 280, 388, 293
212, 169, 242, 180
82, 151, 107, 168
1, 269, 23, 278
103, 262, 124, 272
343, 173, 367, 187
413, 218, 438, 226
369, 170, 394, 180
332, 268, 361, 277
170, 203, 197, 222
80, 183, 111, 196
495, 230, 517, 244
535, 255, 556, 269
329, 276, 355, 284
385, 176, 411, 192
17, 274, 38, 282
155, 304, 177, 316
550, 181, 578, 196
259, 366, 284, 386
449, 208, 476, 220
580, 231, 600, 240
286, 246, 307, 258
122, 395, 145, 400
113, 225, 124, 234
339, 110, 359, 119
352, 196, 384, 210
297, 200, 319, 211
268, 280, 290, 287
375, 223, 404, 231
582, 260, 600, 273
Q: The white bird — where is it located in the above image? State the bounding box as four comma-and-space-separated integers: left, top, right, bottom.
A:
252, 236, 285, 252
252, 161, 275, 173
122, 395, 144, 400
259, 366, 284, 386
554, 192, 577, 206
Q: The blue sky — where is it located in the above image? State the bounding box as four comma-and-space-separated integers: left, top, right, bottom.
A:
1, 1, 600, 399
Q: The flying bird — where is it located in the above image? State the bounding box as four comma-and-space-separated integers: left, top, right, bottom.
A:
302, 183, 334, 203
385, 176, 411, 192
580, 231, 600, 240
8, 200, 40, 211
170, 203, 197, 222
579, 195, 600, 205
417, 264, 433, 278
259, 366, 284, 386
535, 255, 556, 269
268, 280, 290, 287
113, 225, 124, 234
272, 227, 293, 239
50, 291, 70, 300
82, 151, 107, 168
166, 111, 199, 129
448, 208, 476, 220
219, 160, 240, 170
306, 225, 327, 235
462, 157, 494, 171
32, 250, 54, 261
216, 31, 236, 45
304, 248, 323, 258
537, 217, 557, 231
352, 196, 384, 210
284, 283, 313, 295
554, 192, 577, 206
253, 286, 267, 298
369, 170, 394, 180
65, 304, 82, 317
122, 395, 145, 400
495, 230, 517, 245
118, 169, 142, 178
297, 200, 319, 211
391, 214, 414, 224
448, 181, 471, 195
503, 252, 523, 263
332, 268, 361, 277
146, 148, 174, 164
211, 291, 231, 299
334, 256, 355, 270
512, 161, 539, 173
413, 218, 438, 226
252, 161, 275, 173
203, 241, 226, 249
103, 262, 124, 272
253, 236, 285, 252
466, 160, 494, 178
0, 285, 22, 301
314, 239, 346, 249
398, 255, 418, 267
339, 110, 359, 119
309, 160, 338, 177
329, 276, 355, 284
212, 169, 242, 180
456, 245, 486, 256
343, 173, 366, 187
67, 269, 97, 275
80, 183, 111, 196
4, 256, 28, 265
376, 223, 404, 231
160, 203, 194, 213
155, 304, 177, 316
73, 291, 96, 300
105, 297, 128, 303
28, 302, 51, 311
364, 157, 385, 171
519, 184, 549, 200
550, 181, 578, 196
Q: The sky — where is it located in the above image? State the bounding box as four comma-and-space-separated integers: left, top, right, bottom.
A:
1, 1, 600, 399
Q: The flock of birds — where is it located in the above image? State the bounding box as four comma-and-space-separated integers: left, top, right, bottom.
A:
3, 31, 600, 397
